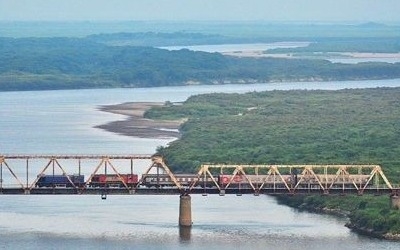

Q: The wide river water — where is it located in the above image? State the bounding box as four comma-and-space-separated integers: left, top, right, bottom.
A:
1, 79, 400, 249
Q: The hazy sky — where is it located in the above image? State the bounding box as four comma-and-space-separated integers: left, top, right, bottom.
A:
1, 0, 399, 23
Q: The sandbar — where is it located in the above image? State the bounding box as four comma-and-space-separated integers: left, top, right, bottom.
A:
95, 102, 183, 139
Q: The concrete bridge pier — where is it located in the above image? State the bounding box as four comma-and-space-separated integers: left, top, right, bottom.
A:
390, 194, 400, 209
179, 195, 192, 227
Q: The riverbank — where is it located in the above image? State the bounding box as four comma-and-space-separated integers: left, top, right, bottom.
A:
222, 51, 400, 62
95, 102, 183, 139
274, 194, 400, 241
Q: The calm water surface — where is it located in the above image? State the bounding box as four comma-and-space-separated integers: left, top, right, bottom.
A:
1, 79, 400, 155
160, 43, 400, 64
159, 42, 310, 53
1, 80, 400, 249
0, 195, 396, 250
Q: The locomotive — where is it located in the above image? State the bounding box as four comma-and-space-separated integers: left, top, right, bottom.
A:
36, 174, 85, 188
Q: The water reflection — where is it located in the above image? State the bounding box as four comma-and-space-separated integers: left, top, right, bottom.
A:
179, 226, 192, 242
0, 194, 397, 249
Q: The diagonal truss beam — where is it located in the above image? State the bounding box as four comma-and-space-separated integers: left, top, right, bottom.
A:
140, 155, 183, 190
189, 164, 394, 194
0, 157, 25, 189
0, 155, 395, 195
0, 155, 151, 191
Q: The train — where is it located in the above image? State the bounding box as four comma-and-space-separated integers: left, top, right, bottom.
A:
35, 173, 372, 189
141, 173, 372, 189
223, 174, 373, 189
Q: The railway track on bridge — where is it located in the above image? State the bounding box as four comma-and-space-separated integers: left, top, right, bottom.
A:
0, 154, 397, 196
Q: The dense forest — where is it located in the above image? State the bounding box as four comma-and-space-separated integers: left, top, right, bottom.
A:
1, 33, 400, 91
144, 87, 400, 236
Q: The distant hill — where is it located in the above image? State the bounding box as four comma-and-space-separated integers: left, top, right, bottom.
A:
1, 21, 400, 38
86, 32, 240, 46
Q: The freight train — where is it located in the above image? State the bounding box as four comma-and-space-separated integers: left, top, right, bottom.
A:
35, 173, 372, 189
139, 173, 372, 189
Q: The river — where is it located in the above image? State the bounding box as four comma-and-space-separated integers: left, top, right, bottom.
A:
160, 43, 400, 64
1, 79, 400, 249
159, 42, 311, 53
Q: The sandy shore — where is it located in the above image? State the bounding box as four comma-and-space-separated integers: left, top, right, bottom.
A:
95, 102, 183, 139
223, 50, 400, 60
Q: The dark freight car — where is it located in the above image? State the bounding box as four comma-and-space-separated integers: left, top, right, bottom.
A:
36, 174, 85, 188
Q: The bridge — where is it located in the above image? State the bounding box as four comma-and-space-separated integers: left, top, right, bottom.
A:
1, 154, 399, 226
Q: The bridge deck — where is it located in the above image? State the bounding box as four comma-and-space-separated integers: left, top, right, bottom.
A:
0, 187, 395, 195
0, 155, 397, 195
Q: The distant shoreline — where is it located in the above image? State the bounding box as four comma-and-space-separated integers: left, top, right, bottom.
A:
95, 102, 183, 139
223, 51, 400, 61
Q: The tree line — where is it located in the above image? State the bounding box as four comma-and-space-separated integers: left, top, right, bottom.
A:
1, 37, 400, 91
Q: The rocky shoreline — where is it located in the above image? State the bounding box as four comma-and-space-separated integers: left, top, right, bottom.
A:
345, 222, 400, 241
95, 102, 183, 139
274, 195, 400, 241
304, 206, 400, 240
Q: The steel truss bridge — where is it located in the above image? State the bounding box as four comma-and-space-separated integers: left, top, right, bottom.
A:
0, 154, 397, 196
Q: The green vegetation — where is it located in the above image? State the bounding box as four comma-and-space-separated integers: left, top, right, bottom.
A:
269, 37, 400, 54
148, 88, 400, 177
1, 35, 400, 91
146, 87, 400, 237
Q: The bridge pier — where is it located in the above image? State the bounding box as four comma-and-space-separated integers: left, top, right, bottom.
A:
390, 195, 400, 209
179, 195, 192, 227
